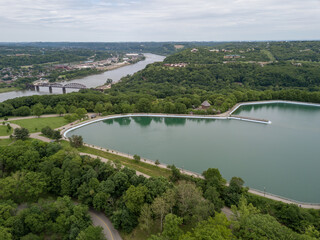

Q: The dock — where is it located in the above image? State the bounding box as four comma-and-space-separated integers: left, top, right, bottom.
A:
228, 115, 271, 124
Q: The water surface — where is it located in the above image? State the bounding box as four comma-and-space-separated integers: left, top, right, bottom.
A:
0, 53, 165, 102
67, 103, 320, 203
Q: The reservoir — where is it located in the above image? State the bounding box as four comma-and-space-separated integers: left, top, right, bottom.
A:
66, 102, 320, 203
0, 53, 165, 102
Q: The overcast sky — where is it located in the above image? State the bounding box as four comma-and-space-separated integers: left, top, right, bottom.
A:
1, 0, 320, 42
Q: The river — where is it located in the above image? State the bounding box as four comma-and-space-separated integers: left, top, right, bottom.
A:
0, 53, 165, 102
66, 103, 320, 203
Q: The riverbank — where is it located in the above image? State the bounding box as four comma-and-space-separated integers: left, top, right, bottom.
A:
0, 87, 23, 94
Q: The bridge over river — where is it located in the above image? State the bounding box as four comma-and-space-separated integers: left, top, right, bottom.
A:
29, 82, 87, 94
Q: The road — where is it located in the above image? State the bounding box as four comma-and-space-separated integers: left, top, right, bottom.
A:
89, 210, 123, 240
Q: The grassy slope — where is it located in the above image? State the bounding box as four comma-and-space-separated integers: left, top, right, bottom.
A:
11, 117, 68, 133
0, 138, 14, 146
60, 140, 172, 178
0, 125, 13, 136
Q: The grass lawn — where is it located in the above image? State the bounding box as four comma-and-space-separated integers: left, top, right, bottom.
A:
11, 117, 68, 133
0, 87, 21, 93
0, 138, 14, 146
0, 125, 13, 136
261, 50, 276, 61
60, 141, 172, 178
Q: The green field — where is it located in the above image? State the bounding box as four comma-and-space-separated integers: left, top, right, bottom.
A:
60, 141, 172, 178
11, 117, 68, 133
0, 87, 21, 93
261, 49, 276, 61
0, 125, 13, 136
0, 138, 14, 146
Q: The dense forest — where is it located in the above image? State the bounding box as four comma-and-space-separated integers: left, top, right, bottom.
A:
0, 140, 319, 239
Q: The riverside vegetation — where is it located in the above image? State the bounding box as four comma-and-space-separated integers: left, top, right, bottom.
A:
1, 41, 320, 239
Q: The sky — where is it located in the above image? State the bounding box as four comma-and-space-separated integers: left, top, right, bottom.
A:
0, 0, 320, 42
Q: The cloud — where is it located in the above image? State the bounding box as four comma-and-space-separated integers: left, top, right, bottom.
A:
0, 0, 319, 41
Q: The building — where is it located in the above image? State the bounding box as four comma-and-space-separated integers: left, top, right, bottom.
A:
200, 100, 211, 110
224, 55, 241, 59
163, 63, 188, 68
191, 48, 198, 53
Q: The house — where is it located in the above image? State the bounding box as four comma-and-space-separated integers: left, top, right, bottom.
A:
191, 48, 198, 53
224, 55, 241, 59
200, 100, 211, 110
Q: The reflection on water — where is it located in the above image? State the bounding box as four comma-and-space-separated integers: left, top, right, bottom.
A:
164, 117, 186, 126
132, 117, 153, 127
67, 104, 320, 202
114, 117, 131, 126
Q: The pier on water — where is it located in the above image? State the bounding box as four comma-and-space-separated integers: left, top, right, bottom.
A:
228, 115, 271, 124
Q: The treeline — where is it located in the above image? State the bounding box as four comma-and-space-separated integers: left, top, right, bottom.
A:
1, 87, 320, 118
0, 49, 94, 68
0, 140, 318, 239
164, 47, 271, 64
47, 68, 102, 82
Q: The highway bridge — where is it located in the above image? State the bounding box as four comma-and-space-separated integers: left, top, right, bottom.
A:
29, 82, 87, 93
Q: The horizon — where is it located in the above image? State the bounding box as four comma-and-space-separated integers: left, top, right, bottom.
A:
1, 39, 320, 44
1, 0, 320, 42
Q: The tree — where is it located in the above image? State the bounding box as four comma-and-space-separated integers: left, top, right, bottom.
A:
93, 192, 109, 211
180, 213, 234, 240
55, 105, 66, 116
94, 103, 104, 116
76, 226, 105, 240
13, 128, 29, 140
138, 204, 153, 233
133, 154, 141, 162
52, 130, 62, 141
0, 171, 47, 203
106, 78, 113, 85
204, 186, 224, 212
162, 214, 183, 240
224, 177, 246, 207
151, 196, 169, 231
231, 197, 311, 240
69, 135, 83, 148
75, 108, 87, 119
0, 227, 12, 240
176, 181, 200, 217
136, 98, 151, 112
124, 185, 148, 214
32, 103, 44, 118
12, 106, 31, 116
61, 170, 71, 196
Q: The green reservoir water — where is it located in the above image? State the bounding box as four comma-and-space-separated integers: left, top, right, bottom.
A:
67, 103, 320, 203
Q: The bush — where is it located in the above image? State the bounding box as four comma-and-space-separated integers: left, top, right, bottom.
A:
69, 135, 83, 148
133, 154, 141, 162
13, 128, 29, 140
41, 126, 61, 140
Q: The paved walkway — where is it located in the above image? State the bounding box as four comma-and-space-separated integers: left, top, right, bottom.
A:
2, 114, 61, 121
89, 210, 122, 240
